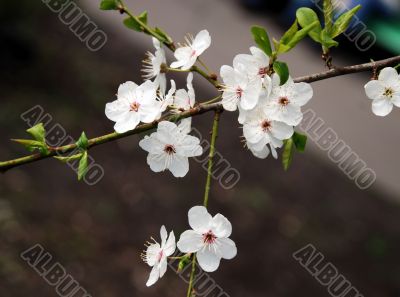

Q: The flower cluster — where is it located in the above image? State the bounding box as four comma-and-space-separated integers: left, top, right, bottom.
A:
142, 206, 236, 286
220, 47, 313, 159
105, 30, 211, 177
364, 67, 400, 116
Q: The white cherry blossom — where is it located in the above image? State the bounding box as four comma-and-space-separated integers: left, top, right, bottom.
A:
233, 46, 272, 90
174, 73, 196, 110
158, 80, 176, 116
142, 38, 167, 94
265, 74, 313, 126
105, 80, 160, 133
220, 65, 262, 111
139, 121, 203, 177
170, 30, 211, 70
364, 67, 400, 116
243, 107, 293, 159
177, 206, 237, 272
141, 225, 176, 287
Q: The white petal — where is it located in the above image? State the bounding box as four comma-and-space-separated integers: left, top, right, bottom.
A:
170, 47, 192, 69
186, 72, 196, 106
372, 98, 393, 116
379, 67, 400, 85
248, 142, 270, 159
146, 266, 160, 287
105, 100, 129, 122
197, 248, 221, 272
292, 82, 313, 106
188, 206, 212, 233
240, 83, 261, 110
250, 46, 270, 66
211, 214, 232, 238
278, 104, 303, 126
118, 81, 138, 99
160, 225, 167, 246
146, 243, 161, 267
182, 56, 198, 71
178, 118, 192, 134
159, 259, 168, 278
217, 237, 237, 260
243, 123, 263, 144
391, 94, 400, 107
177, 135, 202, 157
221, 92, 239, 111
192, 30, 211, 55
147, 153, 167, 173
220, 65, 236, 86
114, 113, 140, 133
364, 80, 384, 100
177, 230, 204, 253
174, 89, 191, 110
139, 135, 163, 155
270, 121, 294, 140
164, 231, 176, 256
157, 121, 178, 143
152, 37, 161, 50
168, 155, 189, 178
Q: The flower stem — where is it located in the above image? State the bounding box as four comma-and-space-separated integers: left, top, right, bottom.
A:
201, 94, 222, 105
186, 254, 197, 297
184, 110, 222, 297
203, 110, 222, 208
167, 67, 190, 73
197, 58, 212, 75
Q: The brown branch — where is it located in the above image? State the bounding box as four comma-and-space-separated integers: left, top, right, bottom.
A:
294, 55, 400, 83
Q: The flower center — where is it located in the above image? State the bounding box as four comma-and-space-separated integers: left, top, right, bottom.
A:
156, 250, 164, 262
130, 101, 140, 112
278, 96, 290, 106
236, 87, 243, 99
384, 87, 394, 98
190, 50, 197, 58
202, 230, 217, 245
261, 120, 272, 132
258, 67, 268, 78
164, 144, 176, 155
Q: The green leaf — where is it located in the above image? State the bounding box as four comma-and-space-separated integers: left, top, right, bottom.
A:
123, 17, 142, 32
280, 21, 298, 46
279, 21, 319, 53
11, 139, 46, 152
282, 138, 294, 171
320, 28, 339, 48
138, 11, 148, 25
292, 132, 307, 152
296, 7, 322, 43
273, 61, 289, 85
251, 26, 273, 57
178, 254, 191, 272
76, 132, 89, 150
331, 5, 361, 38
27, 123, 46, 143
123, 11, 148, 32
323, 0, 334, 34
78, 151, 88, 181
154, 27, 171, 43
54, 153, 83, 163
99, 0, 118, 10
